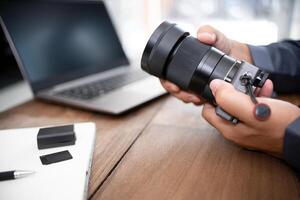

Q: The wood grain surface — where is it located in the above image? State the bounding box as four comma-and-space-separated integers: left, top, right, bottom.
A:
0, 95, 299, 200
92, 97, 300, 200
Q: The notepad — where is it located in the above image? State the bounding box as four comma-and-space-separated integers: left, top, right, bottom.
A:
0, 122, 96, 200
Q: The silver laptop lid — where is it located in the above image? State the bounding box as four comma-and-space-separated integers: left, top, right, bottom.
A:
0, 0, 129, 93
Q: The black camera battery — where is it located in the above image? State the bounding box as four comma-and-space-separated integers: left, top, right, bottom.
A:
37, 125, 76, 149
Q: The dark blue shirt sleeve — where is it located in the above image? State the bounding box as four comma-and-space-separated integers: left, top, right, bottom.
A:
249, 41, 300, 174
284, 117, 300, 174
248, 40, 300, 93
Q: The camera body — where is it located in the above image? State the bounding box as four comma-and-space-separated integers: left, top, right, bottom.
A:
141, 21, 268, 123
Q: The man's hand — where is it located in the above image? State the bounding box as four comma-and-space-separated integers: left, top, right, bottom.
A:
202, 79, 300, 157
160, 25, 267, 104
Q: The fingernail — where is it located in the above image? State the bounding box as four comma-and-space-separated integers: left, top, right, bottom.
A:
187, 96, 198, 102
166, 84, 178, 92
210, 79, 223, 96
198, 32, 216, 41
173, 85, 180, 92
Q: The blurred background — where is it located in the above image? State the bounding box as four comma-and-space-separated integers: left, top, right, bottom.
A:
106, 0, 300, 60
1, 0, 300, 111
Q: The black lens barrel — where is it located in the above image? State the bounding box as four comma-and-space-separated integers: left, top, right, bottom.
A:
166, 36, 211, 90
141, 21, 189, 78
142, 21, 211, 90
189, 47, 224, 95
141, 21, 242, 104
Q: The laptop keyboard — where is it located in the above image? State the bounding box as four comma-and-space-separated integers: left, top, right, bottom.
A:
56, 70, 149, 100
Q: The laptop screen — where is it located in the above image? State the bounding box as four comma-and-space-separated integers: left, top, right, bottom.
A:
0, 1, 129, 92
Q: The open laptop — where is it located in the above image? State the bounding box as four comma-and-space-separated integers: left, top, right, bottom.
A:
0, 1, 166, 114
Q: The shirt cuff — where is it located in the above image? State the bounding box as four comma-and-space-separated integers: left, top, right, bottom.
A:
248, 45, 274, 72
283, 117, 300, 174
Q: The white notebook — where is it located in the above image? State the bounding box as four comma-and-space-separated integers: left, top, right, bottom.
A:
0, 122, 96, 200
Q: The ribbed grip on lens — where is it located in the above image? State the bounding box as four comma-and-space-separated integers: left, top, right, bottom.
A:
166, 37, 210, 89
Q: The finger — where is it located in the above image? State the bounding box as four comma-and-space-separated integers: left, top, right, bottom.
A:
209, 79, 256, 124
160, 79, 202, 104
202, 103, 252, 144
197, 25, 231, 54
160, 79, 180, 93
197, 32, 216, 45
173, 91, 202, 104
193, 102, 202, 106
257, 79, 273, 97
202, 104, 237, 140
202, 103, 233, 131
193, 95, 206, 105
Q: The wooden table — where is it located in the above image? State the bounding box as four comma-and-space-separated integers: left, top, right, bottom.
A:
0, 95, 299, 200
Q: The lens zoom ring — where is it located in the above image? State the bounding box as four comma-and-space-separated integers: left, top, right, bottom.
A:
166, 37, 210, 89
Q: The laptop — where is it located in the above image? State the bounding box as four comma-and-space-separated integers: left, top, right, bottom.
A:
0, 1, 166, 114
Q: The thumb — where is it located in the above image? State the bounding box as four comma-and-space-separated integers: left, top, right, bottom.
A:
209, 79, 256, 124
197, 25, 232, 54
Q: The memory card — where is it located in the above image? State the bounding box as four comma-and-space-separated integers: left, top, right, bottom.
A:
40, 150, 73, 165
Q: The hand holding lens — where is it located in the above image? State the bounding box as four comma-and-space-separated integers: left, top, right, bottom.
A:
141, 21, 271, 123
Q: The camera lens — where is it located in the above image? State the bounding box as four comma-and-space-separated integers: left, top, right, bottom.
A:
141, 21, 192, 78
141, 21, 212, 88
141, 21, 267, 104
